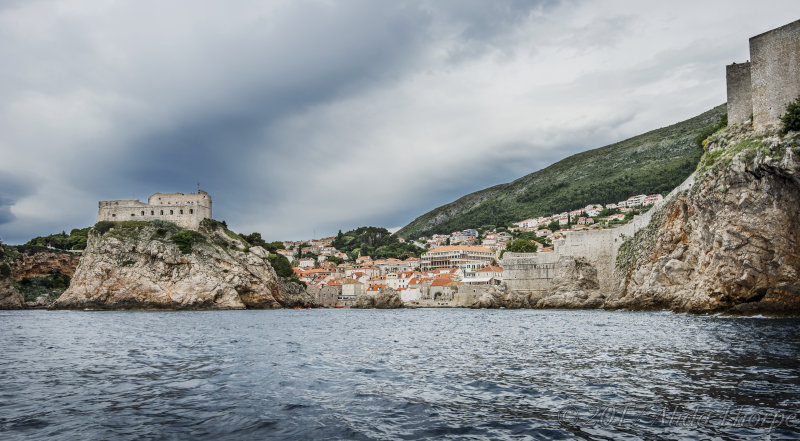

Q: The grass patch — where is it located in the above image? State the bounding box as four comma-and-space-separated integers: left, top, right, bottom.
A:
172, 230, 206, 254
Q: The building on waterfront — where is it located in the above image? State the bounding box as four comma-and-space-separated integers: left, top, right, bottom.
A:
97, 190, 212, 230
420, 245, 496, 271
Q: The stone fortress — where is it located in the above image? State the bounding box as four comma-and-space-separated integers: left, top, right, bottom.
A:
97, 191, 212, 230
502, 19, 799, 296
727, 19, 800, 129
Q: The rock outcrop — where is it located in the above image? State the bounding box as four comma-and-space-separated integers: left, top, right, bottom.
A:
53, 220, 316, 310
354, 288, 403, 309
467, 256, 603, 309
609, 125, 800, 314
0, 278, 24, 309
12, 251, 80, 282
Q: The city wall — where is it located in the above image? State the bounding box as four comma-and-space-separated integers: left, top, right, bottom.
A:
502, 172, 695, 294
726, 62, 752, 126
727, 19, 800, 130
750, 20, 800, 131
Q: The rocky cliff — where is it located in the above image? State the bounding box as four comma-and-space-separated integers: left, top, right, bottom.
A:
467, 256, 604, 309
0, 245, 81, 309
354, 288, 404, 309
53, 220, 316, 310
609, 124, 800, 314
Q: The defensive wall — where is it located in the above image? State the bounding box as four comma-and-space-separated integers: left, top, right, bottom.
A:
97, 191, 212, 230
728, 19, 800, 130
502, 172, 695, 294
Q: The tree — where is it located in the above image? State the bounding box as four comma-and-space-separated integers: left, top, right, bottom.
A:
547, 220, 561, 231
781, 96, 800, 135
501, 239, 538, 257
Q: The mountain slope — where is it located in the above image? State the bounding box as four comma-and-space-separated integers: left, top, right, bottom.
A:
396, 104, 727, 239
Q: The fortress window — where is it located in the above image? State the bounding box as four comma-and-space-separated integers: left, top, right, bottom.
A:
141, 211, 145, 216
190, 209, 194, 214
131, 213, 135, 217
170, 210, 174, 215
151, 210, 154, 215
112, 214, 116, 217
160, 210, 164, 215
180, 210, 183, 214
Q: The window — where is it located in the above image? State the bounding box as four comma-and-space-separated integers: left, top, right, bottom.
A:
131, 213, 135, 217
141, 211, 145, 216
170, 210, 174, 215
112, 214, 116, 217
151, 210, 154, 215
160, 210, 164, 215
190, 209, 193, 214
180, 210, 183, 214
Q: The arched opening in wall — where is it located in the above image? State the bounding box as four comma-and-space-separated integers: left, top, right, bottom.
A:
170, 210, 174, 215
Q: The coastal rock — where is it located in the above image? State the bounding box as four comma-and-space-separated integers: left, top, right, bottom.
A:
531, 257, 605, 308
610, 128, 800, 314
0, 278, 24, 309
354, 288, 403, 309
12, 251, 80, 282
53, 221, 316, 310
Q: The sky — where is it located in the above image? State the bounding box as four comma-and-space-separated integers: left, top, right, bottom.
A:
0, 0, 797, 244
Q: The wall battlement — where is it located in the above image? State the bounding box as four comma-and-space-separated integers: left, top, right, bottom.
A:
96, 191, 212, 230
502, 172, 695, 294
728, 19, 800, 130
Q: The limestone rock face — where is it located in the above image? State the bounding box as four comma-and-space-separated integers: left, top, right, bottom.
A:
354, 288, 403, 309
468, 256, 603, 309
12, 251, 80, 281
53, 222, 316, 310
610, 128, 800, 314
530, 257, 605, 309
0, 278, 24, 309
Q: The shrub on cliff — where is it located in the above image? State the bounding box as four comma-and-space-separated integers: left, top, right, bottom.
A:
171, 230, 206, 254
93, 221, 116, 235
781, 96, 800, 135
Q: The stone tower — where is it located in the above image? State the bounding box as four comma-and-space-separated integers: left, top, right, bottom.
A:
727, 19, 800, 130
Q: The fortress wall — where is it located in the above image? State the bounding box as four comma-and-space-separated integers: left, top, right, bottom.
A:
750, 19, 800, 131
726, 62, 753, 126
97, 192, 212, 230
502, 172, 695, 294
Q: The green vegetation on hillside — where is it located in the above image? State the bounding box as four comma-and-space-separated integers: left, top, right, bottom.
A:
396, 105, 727, 239
24, 228, 90, 250
781, 96, 800, 135
332, 226, 425, 260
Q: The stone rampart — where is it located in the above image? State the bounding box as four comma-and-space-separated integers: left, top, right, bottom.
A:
726, 62, 752, 126
750, 20, 800, 131
502, 172, 695, 294
97, 191, 212, 230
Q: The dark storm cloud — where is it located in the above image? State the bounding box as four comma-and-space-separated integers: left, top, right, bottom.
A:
0, 0, 795, 242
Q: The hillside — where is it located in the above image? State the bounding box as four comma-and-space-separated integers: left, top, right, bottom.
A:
396, 104, 727, 239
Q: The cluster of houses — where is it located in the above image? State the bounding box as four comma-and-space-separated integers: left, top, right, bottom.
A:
511, 193, 663, 235
278, 192, 662, 307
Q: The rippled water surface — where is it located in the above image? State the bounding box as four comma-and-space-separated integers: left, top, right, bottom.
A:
2, 309, 800, 440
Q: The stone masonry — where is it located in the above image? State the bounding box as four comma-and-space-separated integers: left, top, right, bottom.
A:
96, 190, 212, 230
727, 19, 800, 130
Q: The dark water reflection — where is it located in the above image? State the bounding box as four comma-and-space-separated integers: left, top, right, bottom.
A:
1, 309, 799, 440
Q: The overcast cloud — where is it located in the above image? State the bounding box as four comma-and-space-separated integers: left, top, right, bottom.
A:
0, 0, 796, 243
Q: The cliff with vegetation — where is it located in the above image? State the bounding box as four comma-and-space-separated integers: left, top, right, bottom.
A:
397, 105, 727, 239
0, 243, 81, 309
53, 219, 316, 310
609, 123, 800, 314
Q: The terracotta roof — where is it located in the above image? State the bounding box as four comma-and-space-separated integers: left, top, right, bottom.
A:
431, 278, 453, 286
478, 266, 503, 272
425, 245, 494, 253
